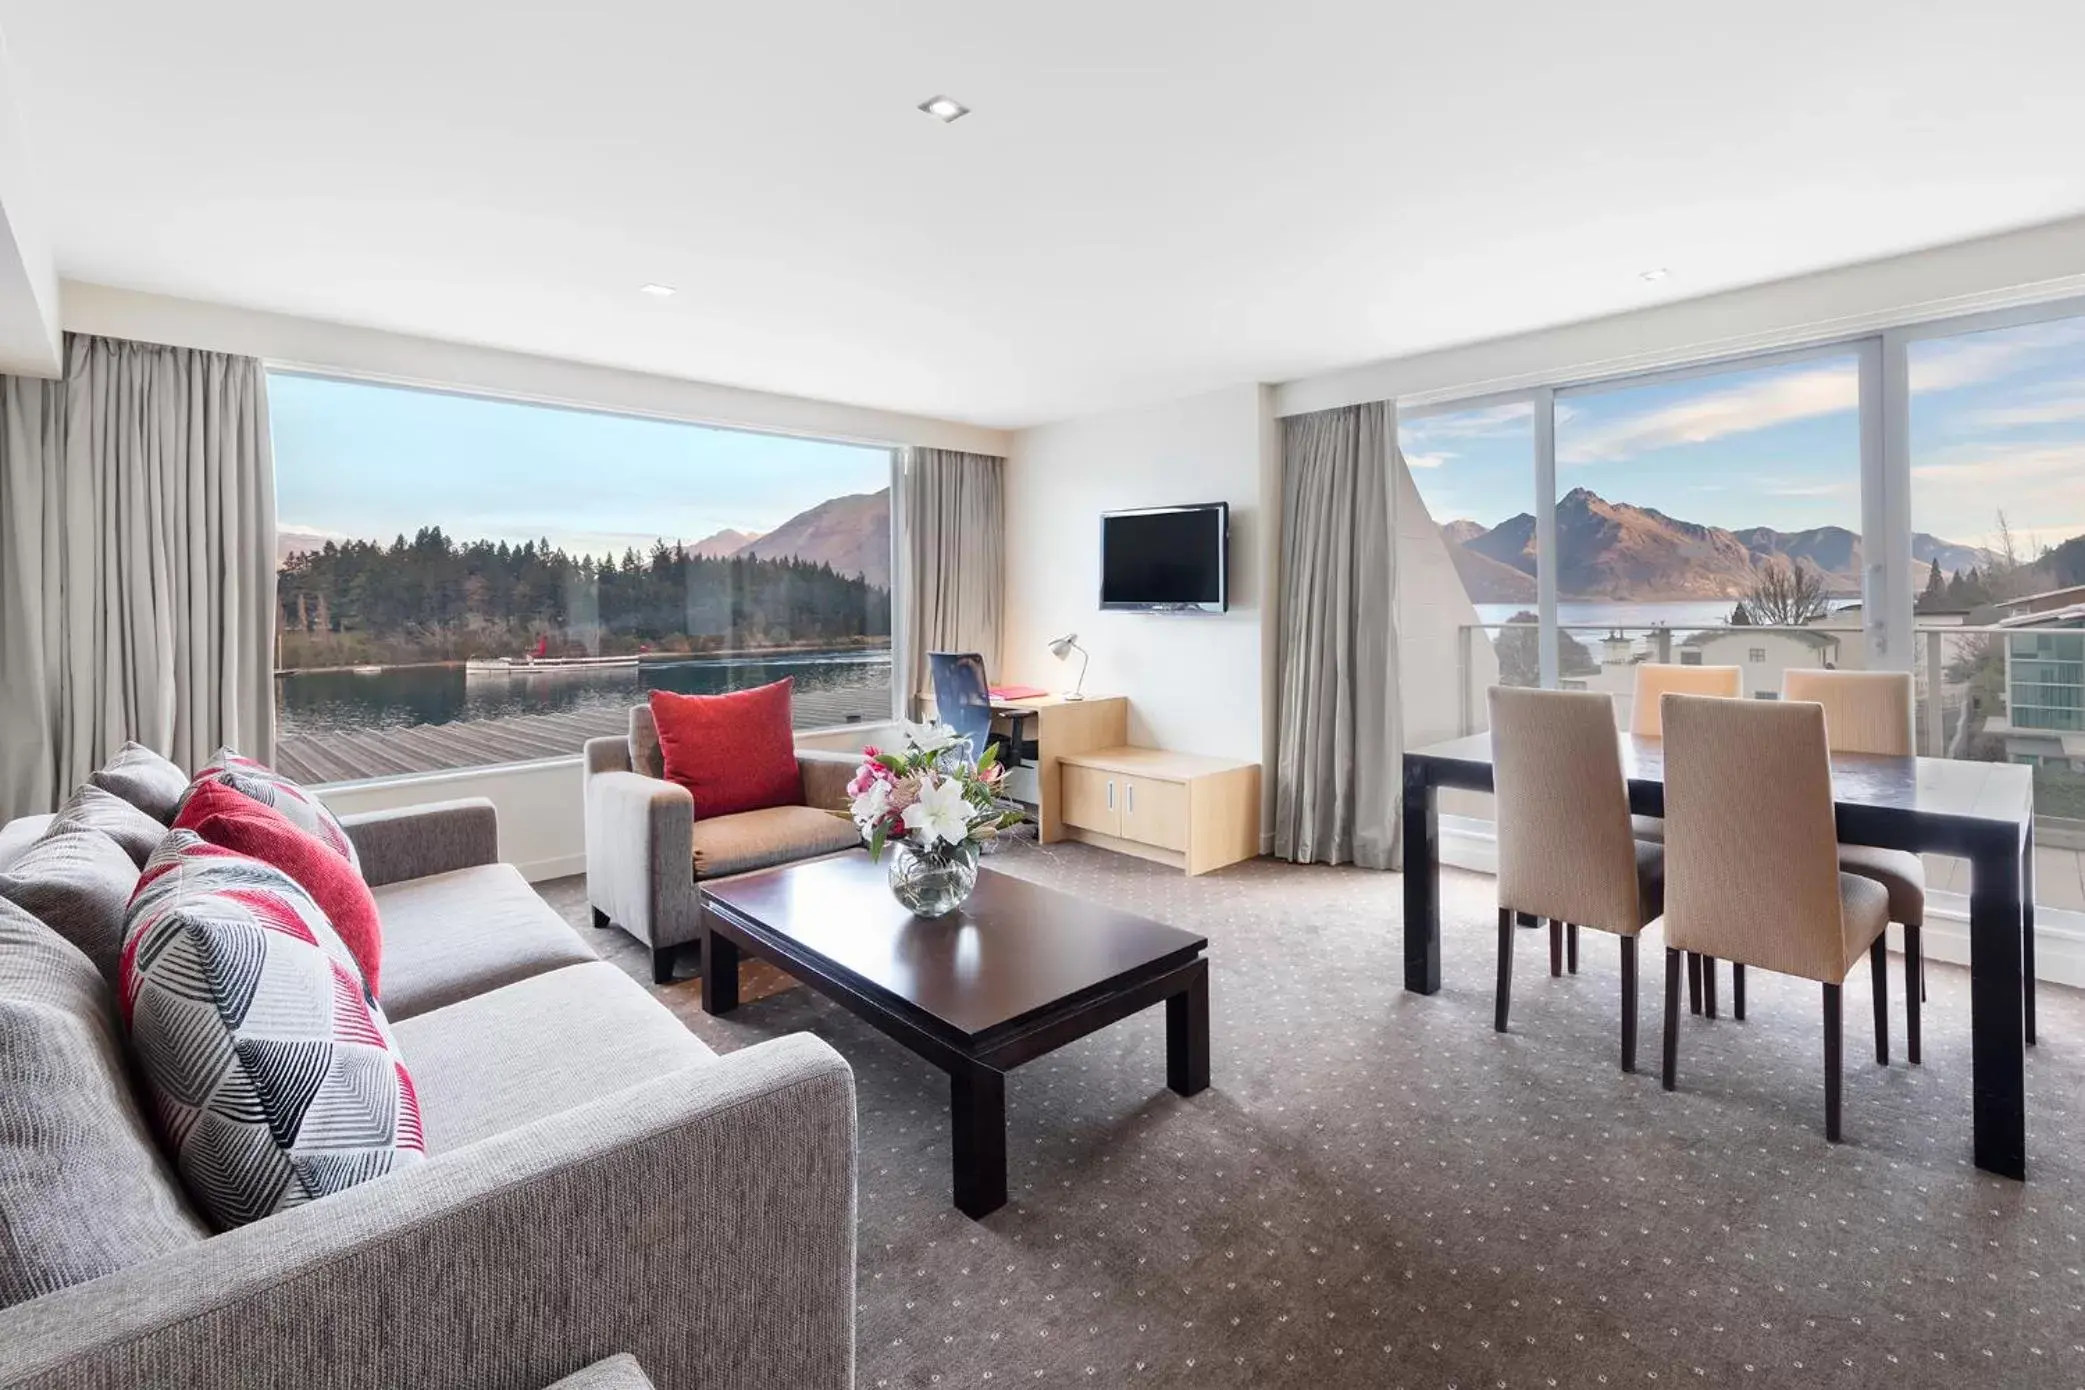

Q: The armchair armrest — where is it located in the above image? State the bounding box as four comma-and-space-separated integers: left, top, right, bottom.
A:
585, 770, 698, 950
338, 797, 499, 887
797, 751, 859, 814
0, 1035, 858, 1390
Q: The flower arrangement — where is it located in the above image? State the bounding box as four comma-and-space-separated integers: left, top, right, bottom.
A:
847, 721, 1025, 861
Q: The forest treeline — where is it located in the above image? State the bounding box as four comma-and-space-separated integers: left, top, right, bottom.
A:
277, 528, 891, 667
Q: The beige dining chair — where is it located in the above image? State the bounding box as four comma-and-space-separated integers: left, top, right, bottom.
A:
1782, 668, 1927, 1064
1489, 686, 1664, 1071
1658, 693, 1892, 1142
1629, 661, 1743, 1016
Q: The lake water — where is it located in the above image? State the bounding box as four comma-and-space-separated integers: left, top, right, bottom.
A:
275, 648, 892, 738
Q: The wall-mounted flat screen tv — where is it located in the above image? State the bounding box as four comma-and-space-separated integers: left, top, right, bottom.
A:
1099, 502, 1229, 612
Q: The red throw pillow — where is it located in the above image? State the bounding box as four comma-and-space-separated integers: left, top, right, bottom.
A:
649, 680, 802, 820
172, 778, 386, 997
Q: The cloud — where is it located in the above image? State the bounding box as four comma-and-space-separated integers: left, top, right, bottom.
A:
1761, 481, 1851, 497
1909, 318, 2085, 395
1911, 440, 2085, 485
1403, 401, 1533, 442
1558, 362, 1857, 464
1960, 386, 2085, 431
1403, 451, 1450, 469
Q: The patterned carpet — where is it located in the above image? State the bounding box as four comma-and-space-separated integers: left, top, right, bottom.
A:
536, 843, 2085, 1389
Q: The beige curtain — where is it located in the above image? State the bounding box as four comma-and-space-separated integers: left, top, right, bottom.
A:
0, 335, 276, 818
895, 447, 1005, 719
1272, 401, 1401, 869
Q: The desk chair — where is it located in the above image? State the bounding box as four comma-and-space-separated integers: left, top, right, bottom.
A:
928, 652, 1040, 768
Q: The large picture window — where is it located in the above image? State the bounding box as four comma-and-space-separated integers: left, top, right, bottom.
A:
269, 373, 895, 784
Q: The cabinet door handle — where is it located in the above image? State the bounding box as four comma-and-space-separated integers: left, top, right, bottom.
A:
1126, 782, 1135, 814
1106, 779, 1115, 810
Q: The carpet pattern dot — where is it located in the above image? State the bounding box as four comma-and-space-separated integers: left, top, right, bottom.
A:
538, 842, 2084, 1389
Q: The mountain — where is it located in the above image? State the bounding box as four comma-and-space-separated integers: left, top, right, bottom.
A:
1443, 487, 1995, 602
277, 528, 339, 564
737, 488, 890, 589
684, 528, 762, 559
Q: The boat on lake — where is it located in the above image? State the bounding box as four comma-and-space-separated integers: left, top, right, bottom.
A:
464, 654, 642, 676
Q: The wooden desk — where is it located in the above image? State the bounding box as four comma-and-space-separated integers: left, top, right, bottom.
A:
988, 694, 1128, 843
1402, 730, 2036, 1180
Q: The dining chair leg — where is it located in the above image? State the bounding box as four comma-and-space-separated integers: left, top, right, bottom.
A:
1687, 951, 1703, 1015
1823, 982, 1843, 1143
1567, 923, 1580, 975
1661, 948, 1681, 1091
1495, 908, 1514, 1033
1549, 919, 1563, 978
1703, 955, 1719, 1019
1869, 935, 1889, 1066
1619, 937, 1639, 1073
1904, 922, 1923, 1066
1732, 963, 1746, 1021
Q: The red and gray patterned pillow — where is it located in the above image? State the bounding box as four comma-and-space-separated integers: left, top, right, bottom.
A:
119, 833, 423, 1230
185, 749, 361, 876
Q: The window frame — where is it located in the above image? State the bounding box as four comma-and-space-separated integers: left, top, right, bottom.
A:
264, 365, 905, 786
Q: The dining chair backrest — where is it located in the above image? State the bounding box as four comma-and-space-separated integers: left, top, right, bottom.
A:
1630, 663, 1742, 738
1660, 692, 1850, 982
1488, 686, 1644, 931
1781, 669, 1914, 757
928, 652, 994, 763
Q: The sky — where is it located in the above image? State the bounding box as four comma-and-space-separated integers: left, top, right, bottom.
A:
1399, 315, 2085, 553
269, 372, 895, 560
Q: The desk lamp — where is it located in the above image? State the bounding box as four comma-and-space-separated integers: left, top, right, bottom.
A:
1048, 633, 1089, 701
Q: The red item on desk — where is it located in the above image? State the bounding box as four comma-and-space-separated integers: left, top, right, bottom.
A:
989, 684, 1050, 701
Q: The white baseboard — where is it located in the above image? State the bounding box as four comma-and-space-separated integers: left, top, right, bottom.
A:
1436, 815, 2083, 989
515, 852, 585, 884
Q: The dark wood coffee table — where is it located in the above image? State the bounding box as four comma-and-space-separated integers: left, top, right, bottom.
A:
699, 851, 1210, 1218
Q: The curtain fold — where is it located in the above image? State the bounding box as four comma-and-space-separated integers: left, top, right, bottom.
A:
1272, 401, 1402, 869
895, 447, 1006, 720
0, 334, 276, 819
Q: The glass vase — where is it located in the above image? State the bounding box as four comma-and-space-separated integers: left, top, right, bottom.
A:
887, 840, 981, 917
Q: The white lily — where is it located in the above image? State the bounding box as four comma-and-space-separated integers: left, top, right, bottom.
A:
901, 772, 973, 847
850, 777, 892, 832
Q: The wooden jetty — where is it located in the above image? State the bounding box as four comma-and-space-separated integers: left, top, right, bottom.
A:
275, 682, 891, 785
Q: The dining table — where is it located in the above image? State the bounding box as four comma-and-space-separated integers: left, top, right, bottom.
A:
1401, 729, 2038, 1180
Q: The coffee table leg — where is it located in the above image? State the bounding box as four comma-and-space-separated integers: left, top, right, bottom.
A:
1167, 964, 1210, 1096
951, 1066, 1007, 1218
702, 919, 740, 1016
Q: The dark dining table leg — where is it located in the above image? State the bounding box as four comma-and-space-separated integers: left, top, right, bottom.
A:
1968, 835, 2027, 1179
1402, 763, 1441, 994
2023, 822, 2037, 1049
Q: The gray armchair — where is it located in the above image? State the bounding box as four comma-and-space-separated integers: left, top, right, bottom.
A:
585, 704, 863, 983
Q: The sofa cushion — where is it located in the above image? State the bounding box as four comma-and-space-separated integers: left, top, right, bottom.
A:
49, 784, 168, 868
371, 863, 599, 1021
0, 815, 52, 873
89, 741, 190, 823
0, 825, 141, 984
693, 804, 862, 881
187, 752, 361, 876
175, 776, 386, 997
649, 680, 802, 820
121, 832, 426, 1231
0, 898, 207, 1308
391, 962, 714, 1154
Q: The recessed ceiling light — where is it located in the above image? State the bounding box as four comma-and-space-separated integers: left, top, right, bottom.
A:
638, 283, 676, 298
1639, 268, 1670, 282
918, 95, 970, 123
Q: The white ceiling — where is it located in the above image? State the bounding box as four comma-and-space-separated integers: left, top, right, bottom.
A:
4, 1, 2084, 429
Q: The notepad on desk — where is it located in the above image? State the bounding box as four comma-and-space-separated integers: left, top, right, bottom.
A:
988, 684, 1050, 701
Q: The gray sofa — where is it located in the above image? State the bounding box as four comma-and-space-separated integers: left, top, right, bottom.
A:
0, 796, 857, 1390
585, 705, 863, 983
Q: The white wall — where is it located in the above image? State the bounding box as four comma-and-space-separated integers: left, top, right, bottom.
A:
61, 283, 1010, 455
1001, 385, 1276, 775
0, 35, 59, 377
1276, 214, 2085, 418
316, 758, 585, 884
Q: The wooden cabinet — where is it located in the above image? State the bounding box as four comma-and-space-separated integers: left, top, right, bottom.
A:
1054, 746, 1260, 876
